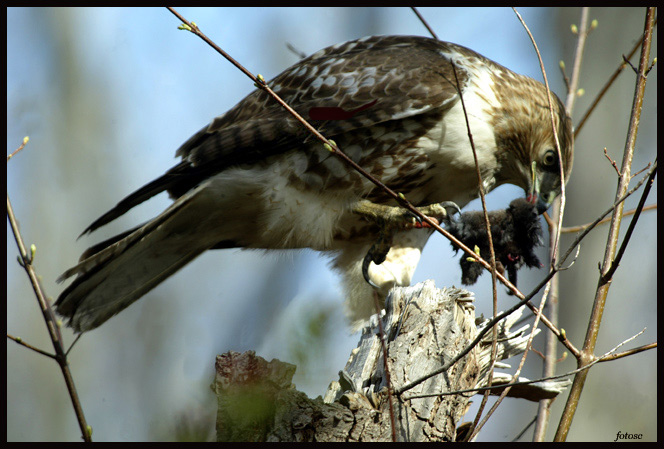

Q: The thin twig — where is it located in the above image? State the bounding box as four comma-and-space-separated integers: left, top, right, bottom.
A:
7, 136, 29, 161
410, 7, 439, 40
554, 7, 656, 441
467, 8, 572, 441
603, 147, 622, 176
560, 203, 656, 233
409, 14, 584, 437
410, 10, 502, 432
534, 7, 590, 441
564, 7, 590, 116
513, 416, 539, 442
601, 157, 656, 282
512, 8, 568, 257
405, 327, 651, 399
557, 162, 656, 265
7, 333, 56, 359
373, 292, 396, 442
7, 139, 92, 441
595, 341, 656, 362
285, 42, 306, 59
471, 288, 548, 439
574, 17, 657, 137
452, 61, 500, 440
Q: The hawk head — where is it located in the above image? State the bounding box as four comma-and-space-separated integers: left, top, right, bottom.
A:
489, 71, 574, 214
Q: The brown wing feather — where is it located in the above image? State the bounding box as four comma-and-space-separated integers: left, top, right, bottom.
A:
83, 36, 471, 235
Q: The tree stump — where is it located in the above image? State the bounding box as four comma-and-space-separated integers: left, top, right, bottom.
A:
214, 280, 570, 441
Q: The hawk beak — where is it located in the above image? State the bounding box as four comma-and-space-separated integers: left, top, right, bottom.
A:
534, 192, 555, 214
526, 161, 555, 215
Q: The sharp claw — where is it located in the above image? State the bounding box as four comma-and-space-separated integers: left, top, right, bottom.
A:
410, 201, 460, 228
362, 235, 391, 288
406, 211, 431, 229
362, 249, 380, 288
439, 201, 461, 223
409, 212, 423, 225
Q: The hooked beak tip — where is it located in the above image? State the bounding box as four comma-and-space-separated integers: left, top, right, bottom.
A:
535, 196, 552, 214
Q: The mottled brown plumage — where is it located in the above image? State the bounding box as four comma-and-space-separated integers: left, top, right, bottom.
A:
56, 35, 573, 332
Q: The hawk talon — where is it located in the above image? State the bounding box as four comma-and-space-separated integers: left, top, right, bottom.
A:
362, 252, 379, 288
357, 199, 461, 287
406, 201, 461, 229
438, 201, 462, 221
362, 233, 393, 288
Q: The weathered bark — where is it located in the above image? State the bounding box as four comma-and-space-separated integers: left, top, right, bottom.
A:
214, 280, 570, 441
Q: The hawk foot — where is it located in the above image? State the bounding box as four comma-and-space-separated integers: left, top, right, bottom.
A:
352, 199, 459, 230
361, 233, 393, 288
354, 199, 460, 287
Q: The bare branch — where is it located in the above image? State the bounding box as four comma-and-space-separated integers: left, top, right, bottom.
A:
554, 7, 656, 441
534, 8, 590, 440
7, 333, 56, 359
560, 203, 656, 233
575, 17, 657, 137
372, 292, 397, 442
410, 7, 439, 40
601, 158, 657, 281
406, 327, 652, 400
7, 139, 92, 442
6, 136, 29, 162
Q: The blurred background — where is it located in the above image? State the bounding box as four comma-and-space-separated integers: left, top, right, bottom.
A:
7, 7, 656, 442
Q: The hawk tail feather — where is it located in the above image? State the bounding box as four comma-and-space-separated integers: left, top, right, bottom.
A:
56, 186, 235, 332
80, 160, 216, 236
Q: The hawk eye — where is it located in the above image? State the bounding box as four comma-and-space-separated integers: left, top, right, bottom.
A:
542, 149, 557, 167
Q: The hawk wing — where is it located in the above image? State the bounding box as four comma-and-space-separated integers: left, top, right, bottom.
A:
82, 36, 471, 235
56, 34, 574, 332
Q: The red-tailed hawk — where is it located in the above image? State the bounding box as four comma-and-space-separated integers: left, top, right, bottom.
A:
56, 35, 573, 332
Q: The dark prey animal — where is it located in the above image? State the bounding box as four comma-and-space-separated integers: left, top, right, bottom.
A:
446, 198, 544, 291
